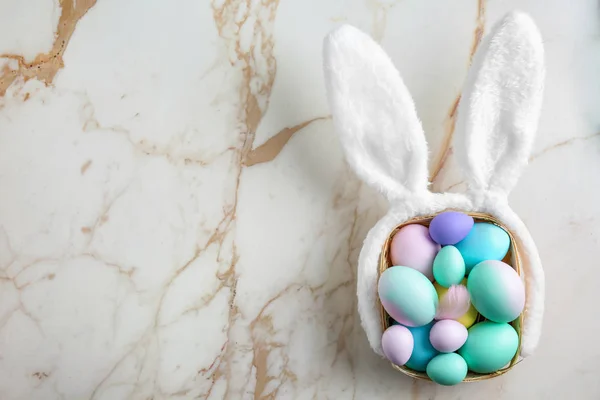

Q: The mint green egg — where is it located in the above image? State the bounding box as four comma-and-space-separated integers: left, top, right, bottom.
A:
432, 246, 465, 287
467, 260, 525, 323
379, 266, 438, 327
455, 223, 510, 273
426, 353, 468, 386
459, 321, 518, 373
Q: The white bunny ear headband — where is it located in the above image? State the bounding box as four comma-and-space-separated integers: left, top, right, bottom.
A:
323, 11, 545, 359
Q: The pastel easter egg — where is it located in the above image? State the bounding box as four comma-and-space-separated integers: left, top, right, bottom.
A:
426, 353, 468, 386
390, 224, 441, 280
393, 322, 438, 372
382, 325, 414, 366
432, 246, 465, 288
455, 223, 510, 273
459, 321, 519, 373
434, 281, 478, 328
467, 260, 525, 323
429, 320, 468, 353
429, 211, 474, 245
379, 266, 438, 327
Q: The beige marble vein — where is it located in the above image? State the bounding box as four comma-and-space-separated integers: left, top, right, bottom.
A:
0, 0, 96, 95
244, 117, 329, 167
428, 0, 486, 191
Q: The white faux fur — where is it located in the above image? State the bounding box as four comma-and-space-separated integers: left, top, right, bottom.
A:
455, 11, 545, 196
323, 11, 545, 359
323, 25, 429, 201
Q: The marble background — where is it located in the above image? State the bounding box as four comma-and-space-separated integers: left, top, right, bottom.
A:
0, 0, 598, 399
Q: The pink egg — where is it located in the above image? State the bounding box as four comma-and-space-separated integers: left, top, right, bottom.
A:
382, 325, 414, 366
429, 320, 468, 353
390, 224, 441, 280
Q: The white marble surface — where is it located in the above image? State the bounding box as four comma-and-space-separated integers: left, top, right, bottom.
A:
0, 0, 599, 399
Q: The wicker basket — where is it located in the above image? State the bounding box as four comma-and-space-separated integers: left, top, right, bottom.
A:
378, 211, 523, 382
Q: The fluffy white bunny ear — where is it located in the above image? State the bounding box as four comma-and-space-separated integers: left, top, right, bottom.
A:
323, 25, 429, 201
455, 11, 545, 196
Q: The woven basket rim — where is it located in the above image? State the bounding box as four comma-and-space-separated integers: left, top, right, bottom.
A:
378, 210, 523, 382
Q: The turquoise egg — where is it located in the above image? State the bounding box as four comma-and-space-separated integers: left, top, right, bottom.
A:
468, 260, 525, 323
432, 246, 465, 287
378, 266, 438, 327
455, 223, 510, 273
459, 321, 518, 373
426, 353, 468, 386
392, 321, 438, 371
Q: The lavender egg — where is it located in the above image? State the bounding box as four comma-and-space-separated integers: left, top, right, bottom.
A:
390, 224, 440, 281
429, 211, 474, 246
382, 325, 414, 366
467, 260, 525, 323
429, 320, 468, 353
